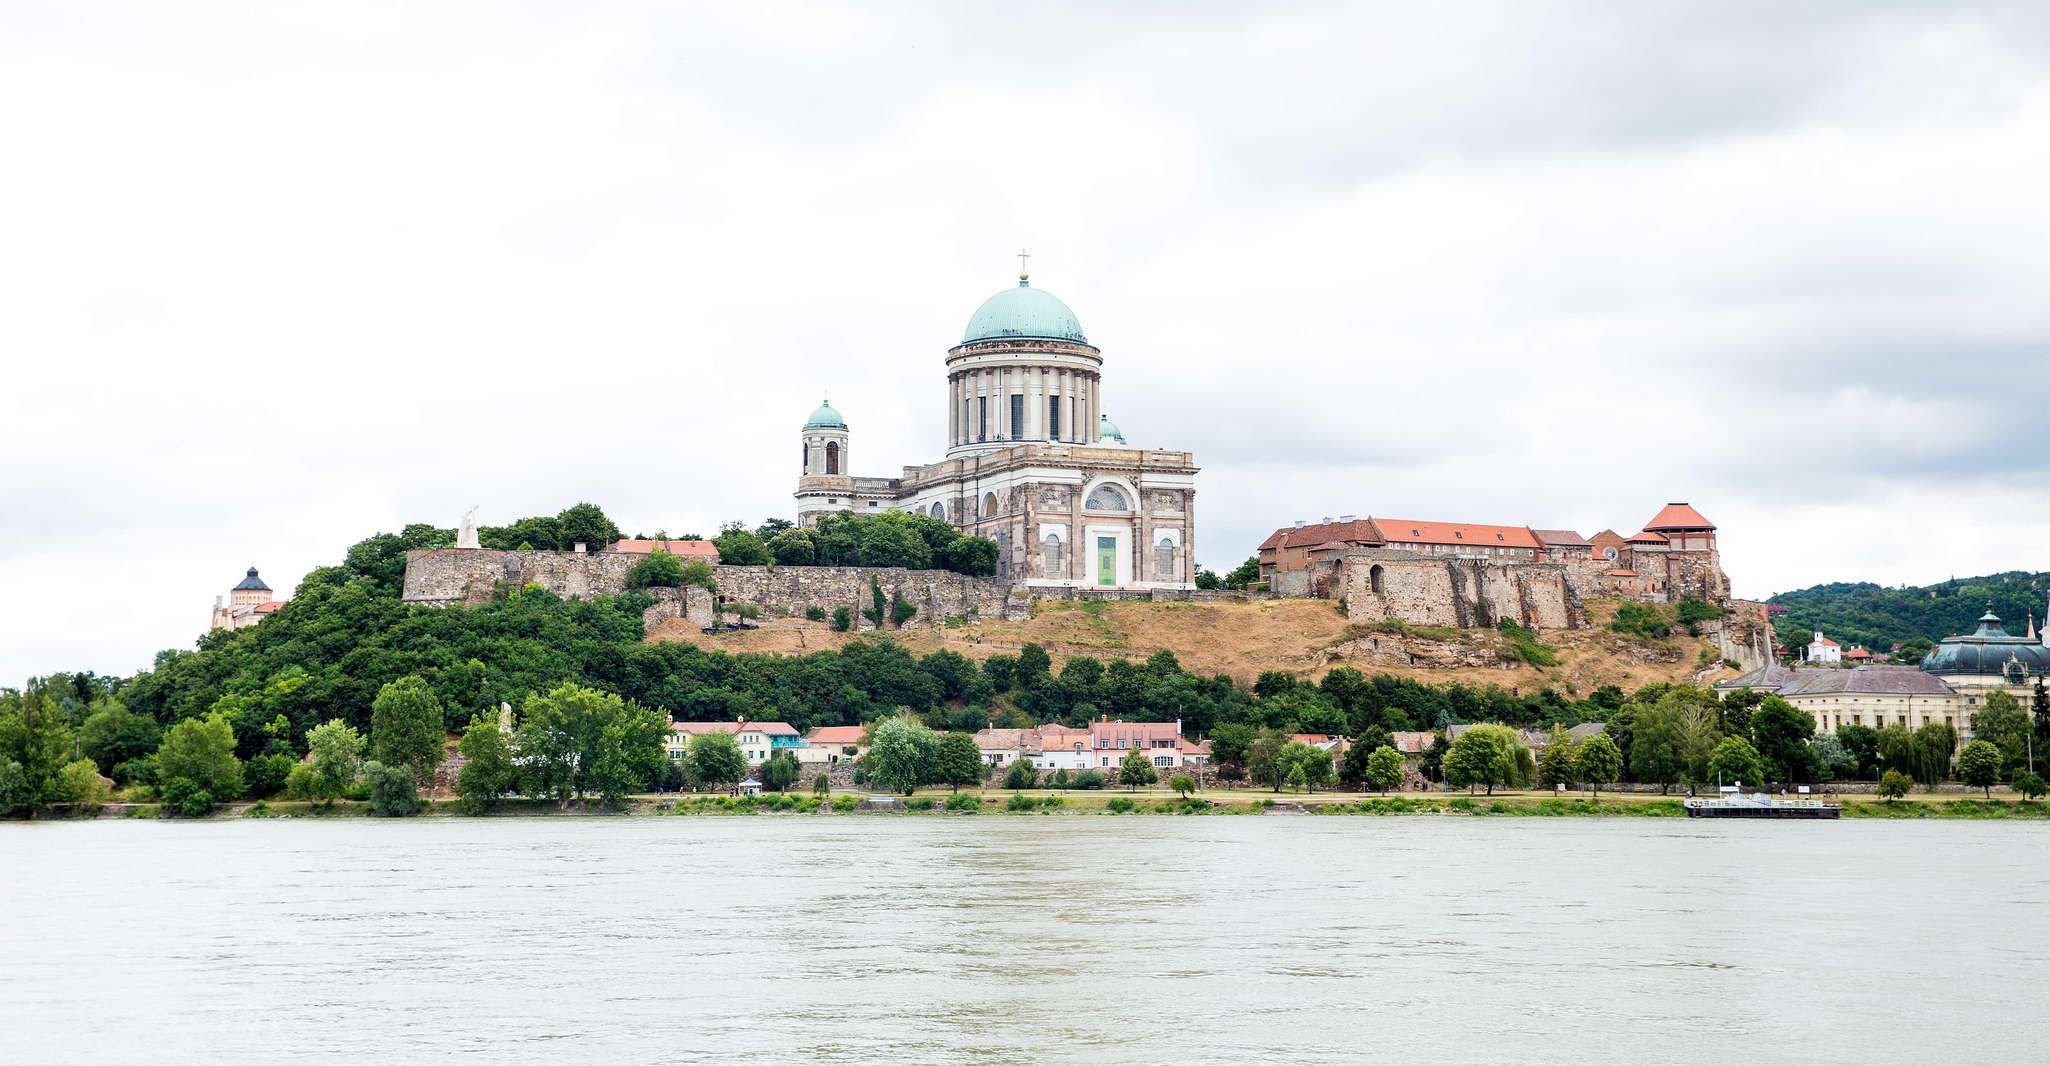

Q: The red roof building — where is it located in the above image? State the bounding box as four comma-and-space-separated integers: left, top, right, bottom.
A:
605, 539, 722, 561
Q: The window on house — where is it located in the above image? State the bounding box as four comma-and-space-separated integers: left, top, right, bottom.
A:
1010, 394, 1024, 439
930, 502, 945, 520
1085, 484, 1131, 511
1042, 533, 1062, 575
1156, 537, 1175, 579
1048, 397, 1061, 439
825, 441, 839, 475
978, 396, 987, 441
982, 492, 998, 518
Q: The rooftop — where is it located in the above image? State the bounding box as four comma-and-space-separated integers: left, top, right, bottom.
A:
232, 566, 270, 592
1643, 502, 1715, 531
606, 539, 722, 558
1778, 666, 1954, 697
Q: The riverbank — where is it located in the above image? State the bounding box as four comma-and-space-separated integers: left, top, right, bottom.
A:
17, 788, 2050, 821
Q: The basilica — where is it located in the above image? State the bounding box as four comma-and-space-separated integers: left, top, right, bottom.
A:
794, 268, 1199, 590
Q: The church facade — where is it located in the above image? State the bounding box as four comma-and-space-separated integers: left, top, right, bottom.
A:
794, 270, 1199, 591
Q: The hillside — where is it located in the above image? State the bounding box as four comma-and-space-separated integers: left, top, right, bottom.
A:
646, 597, 1722, 695
1768, 571, 2047, 654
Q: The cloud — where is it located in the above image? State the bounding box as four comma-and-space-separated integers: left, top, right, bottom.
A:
3, 1, 2048, 680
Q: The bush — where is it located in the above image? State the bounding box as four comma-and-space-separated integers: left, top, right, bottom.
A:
363, 761, 421, 817
1496, 620, 1559, 667
891, 591, 917, 626
1106, 796, 1136, 814
2015, 771, 2047, 801
1878, 769, 1913, 802
1675, 598, 1726, 624
831, 794, 860, 812
1004, 759, 1039, 790
112, 755, 158, 787
1073, 770, 1106, 790
284, 762, 319, 801
1006, 793, 1037, 812
626, 549, 687, 590
904, 797, 936, 811
831, 606, 852, 632
160, 777, 214, 817
1610, 603, 1673, 640
944, 793, 981, 812
59, 760, 111, 810
805, 605, 827, 622
1039, 795, 1065, 809
1168, 773, 1196, 798
244, 753, 296, 799
812, 772, 831, 797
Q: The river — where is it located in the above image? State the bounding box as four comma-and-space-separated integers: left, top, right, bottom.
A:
2, 816, 2042, 1064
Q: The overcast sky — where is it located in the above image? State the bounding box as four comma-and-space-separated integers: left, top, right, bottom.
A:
5, 1, 2048, 682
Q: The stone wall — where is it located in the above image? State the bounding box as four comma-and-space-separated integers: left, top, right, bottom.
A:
1339, 550, 1582, 630
400, 548, 1015, 631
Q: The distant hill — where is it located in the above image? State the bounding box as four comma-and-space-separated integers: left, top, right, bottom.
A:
1767, 571, 2049, 656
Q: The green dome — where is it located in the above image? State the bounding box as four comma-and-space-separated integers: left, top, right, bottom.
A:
1097, 414, 1125, 444
962, 280, 1088, 344
804, 399, 845, 429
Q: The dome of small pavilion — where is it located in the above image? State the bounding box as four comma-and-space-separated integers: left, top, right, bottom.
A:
1097, 414, 1126, 444
962, 279, 1089, 345
1921, 604, 2050, 677
804, 399, 846, 429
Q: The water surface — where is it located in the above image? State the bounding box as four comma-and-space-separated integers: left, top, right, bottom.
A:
3, 816, 2042, 1064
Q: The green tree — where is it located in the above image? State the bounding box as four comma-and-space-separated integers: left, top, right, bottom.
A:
1910, 722, 1956, 787
939, 536, 998, 577
1877, 768, 1912, 802
865, 716, 935, 796
1834, 723, 1882, 779
931, 732, 984, 792
812, 770, 832, 797
456, 714, 515, 813
77, 699, 160, 773
2012, 771, 2046, 801
304, 718, 365, 803
370, 676, 446, 784
1444, 726, 1521, 796
856, 518, 932, 570
1293, 744, 1334, 793
760, 751, 800, 792
1222, 557, 1260, 590
1576, 733, 1623, 797
58, 759, 111, 810
1537, 725, 1578, 787
1630, 694, 1718, 793
515, 684, 666, 804
1363, 745, 1404, 794
244, 753, 295, 798
1973, 690, 2032, 774
712, 522, 773, 566
1118, 748, 1159, 791
1751, 696, 1815, 782
555, 502, 623, 552
626, 549, 689, 589
1958, 739, 2003, 798
158, 713, 245, 802
1169, 773, 1196, 798
767, 528, 817, 566
1283, 764, 1307, 792
0, 758, 28, 813
686, 731, 748, 794
363, 760, 421, 816
1247, 728, 1287, 791
1707, 736, 1766, 787
0, 688, 75, 810
1194, 568, 1221, 590
1004, 758, 1039, 790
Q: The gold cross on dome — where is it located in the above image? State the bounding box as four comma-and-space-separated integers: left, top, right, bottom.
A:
1017, 249, 1030, 279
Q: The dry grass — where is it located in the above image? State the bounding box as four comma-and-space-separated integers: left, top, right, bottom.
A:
647, 596, 1713, 692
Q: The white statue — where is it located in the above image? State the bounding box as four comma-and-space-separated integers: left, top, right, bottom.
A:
457, 505, 481, 549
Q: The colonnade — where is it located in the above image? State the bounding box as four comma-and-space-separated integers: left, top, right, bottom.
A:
949, 365, 1099, 448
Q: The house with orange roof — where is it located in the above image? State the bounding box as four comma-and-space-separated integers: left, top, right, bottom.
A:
210, 566, 285, 631
604, 538, 722, 562
798, 724, 869, 766
1805, 630, 1842, 666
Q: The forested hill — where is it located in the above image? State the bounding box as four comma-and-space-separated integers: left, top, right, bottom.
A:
1768, 571, 2048, 655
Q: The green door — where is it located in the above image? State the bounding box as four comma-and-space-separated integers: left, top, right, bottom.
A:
1096, 537, 1117, 586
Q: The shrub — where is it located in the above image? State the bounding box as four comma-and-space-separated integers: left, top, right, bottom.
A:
862, 576, 887, 629
1675, 598, 1726, 624
160, 777, 214, 817
363, 761, 421, 817
831, 606, 853, 632
1496, 620, 1559, 667
812, 772, 831, 797
831, 794, 859, 812
626, 549, 686, 590
1073, 770, 1105, 790
1047, 768, 1070, 789
284, 762, 318, 801
1106, 796, 1136, 814
945, 793, 981, 812
2015, 771, 2047, 801
1168, 773, 1196, 798
1878, 769, 1912, 802
719, 602, 762, 621
904, 797, 936, 811
891, 591, 917, 626
112, 755, 158, 787
1040, 795, 1065, 809
1609, 603, 1673, 640
59, 760, 112, 810
1006, 793, 1037, 812
805, 605, 827, 622
1004, 759, 1039, 790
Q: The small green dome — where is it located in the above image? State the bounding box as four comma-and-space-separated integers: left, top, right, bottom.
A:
1097, 414, 1125, 444
962, 279, 1088, 344
804, 399, 845, 429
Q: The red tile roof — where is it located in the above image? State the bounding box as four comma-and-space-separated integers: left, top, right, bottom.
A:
804, 725, 868, 746
671, 721, 741, 736
1625, 530, 1669, 544
606, 539, 721, 558
1375, 519, 1541, 550
1530, 529, 1591, 547
1258, 519, 1381, 552
254, 601, 284, 613
1390, 730, 1436, 753
1642, 502, 1714, 531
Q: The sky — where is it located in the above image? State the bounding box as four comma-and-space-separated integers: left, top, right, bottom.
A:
4, 1, 2049, 682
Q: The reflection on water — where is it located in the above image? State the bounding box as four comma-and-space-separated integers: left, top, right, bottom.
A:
3, 817, 2044, 1064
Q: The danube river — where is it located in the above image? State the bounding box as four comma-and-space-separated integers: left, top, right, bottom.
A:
3, 816, 2043, 1064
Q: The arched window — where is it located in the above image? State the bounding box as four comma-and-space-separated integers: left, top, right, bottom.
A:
801, 441, 808, 473
929, 502, 945, 521
1043, 533, 1063, 575
1084, 484, 1131, 511
1603, 546, 1617, 561
1155, 537, 1176, 579
1369, 564, 1384, 594
982, 492, 998, 519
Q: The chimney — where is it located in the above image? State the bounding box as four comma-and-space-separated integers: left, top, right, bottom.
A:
1339, 514, 1355, 522
573, 542, 587, 554
1293, 520, 1305, 529
1322, 516, 1333, 523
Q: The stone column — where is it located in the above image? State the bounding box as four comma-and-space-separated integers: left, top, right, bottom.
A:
1182, 490, 1195, 585
1139, 495, 1154, 584
1070, 480, 1085, 581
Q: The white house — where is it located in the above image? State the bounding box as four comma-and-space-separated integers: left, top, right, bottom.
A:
1806, 630, 1842, 665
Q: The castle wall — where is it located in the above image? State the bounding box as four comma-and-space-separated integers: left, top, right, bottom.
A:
1338, 550, 1581, 630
